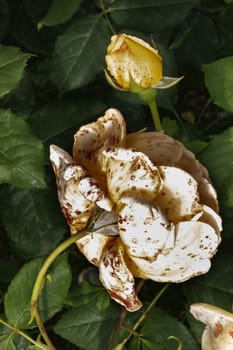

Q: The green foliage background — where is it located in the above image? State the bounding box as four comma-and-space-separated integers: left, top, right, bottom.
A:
0, 0, 233, 349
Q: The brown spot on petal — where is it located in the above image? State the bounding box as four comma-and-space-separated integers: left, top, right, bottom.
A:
213, 322, 223, 337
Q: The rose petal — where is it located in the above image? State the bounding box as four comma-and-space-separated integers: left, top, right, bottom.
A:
78, 176, 113, 211
126, 131, 183, 166
200, 205, 222, 238
118, 195, 175, 261
77, 234, 112, 266
198, 178, 219, 213
73, 108, 126, 184
127, 221, 219, 282
104, 148, 162, 203
155, 166, 202, 223
50, 145, 95, 233
99, 237, 142, 312
190, 303, 233, 350
126, 131, 219, 213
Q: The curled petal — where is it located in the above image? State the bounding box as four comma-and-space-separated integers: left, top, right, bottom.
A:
198, 178, 219, 213
73, 108, 126, 184
118, 195, 175, 261
50, 145, 111, 234
50, 145, 95, 233
104, 148, 162, 203
190, 303, 233, 350
156, 166, 202, 223
127, 221, 219, 282
200, 205, 222, 239
126, 131, 219, 212
99, 238, 142, 312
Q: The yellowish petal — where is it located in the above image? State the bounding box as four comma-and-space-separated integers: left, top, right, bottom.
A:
127, 221, 219, 282
73, 108, 126, 185
198, 178, 219, 213
105, 34, 162, 89
156, 166, 202, 223
190, 303, 233, 350
126, 131, 184, 166
104, 148, 162, 203
126, 131, 220, 213
199, 204, 222, 239
118, 195, 175, 261
99, 237, 142, 312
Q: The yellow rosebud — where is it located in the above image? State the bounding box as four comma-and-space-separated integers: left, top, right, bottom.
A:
105, 34, 183, 92
105, 33, 162, 90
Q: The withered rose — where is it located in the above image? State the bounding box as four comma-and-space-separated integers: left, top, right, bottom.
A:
50, 108, 222, 312
190, 303, 233, 349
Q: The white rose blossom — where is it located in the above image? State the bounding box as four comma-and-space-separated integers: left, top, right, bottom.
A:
190, 303, 233, 349
50, 108, 222, 312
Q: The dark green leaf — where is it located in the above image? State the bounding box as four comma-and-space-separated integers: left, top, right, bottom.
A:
0, 186, 67, 258
217, 5, 233, 56
10, 0, 55, 54
199, 127, 233, 206
0, 0, 10, 41
135, 306, 199, 350
0, 45, 31, 98
38, 0, 84, 28
129, 337, 165, 350
0, 318, 37, 349
28, 97, 106, 141
0, 335, 17, 350
0, 109, 46, 189
4, 254, 72, 329
51, 15, 110, 92
184, 253, 233, 308
0, 258, 18, 283
109, 0, 199, 32
174, 14, 217, 67
54, 282, 121, 350
203, 56, 233, 112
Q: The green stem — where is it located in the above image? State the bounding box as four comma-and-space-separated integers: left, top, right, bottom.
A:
148, 96, 162, 132
0, 318, 47, 350
138, 89, 162, 131
131, 283, 170, 330
30, 230, 90, 349
119, 283, 170, 348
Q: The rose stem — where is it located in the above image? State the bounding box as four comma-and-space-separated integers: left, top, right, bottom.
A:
30, 230, 91, 350
138, 89, 162, 131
